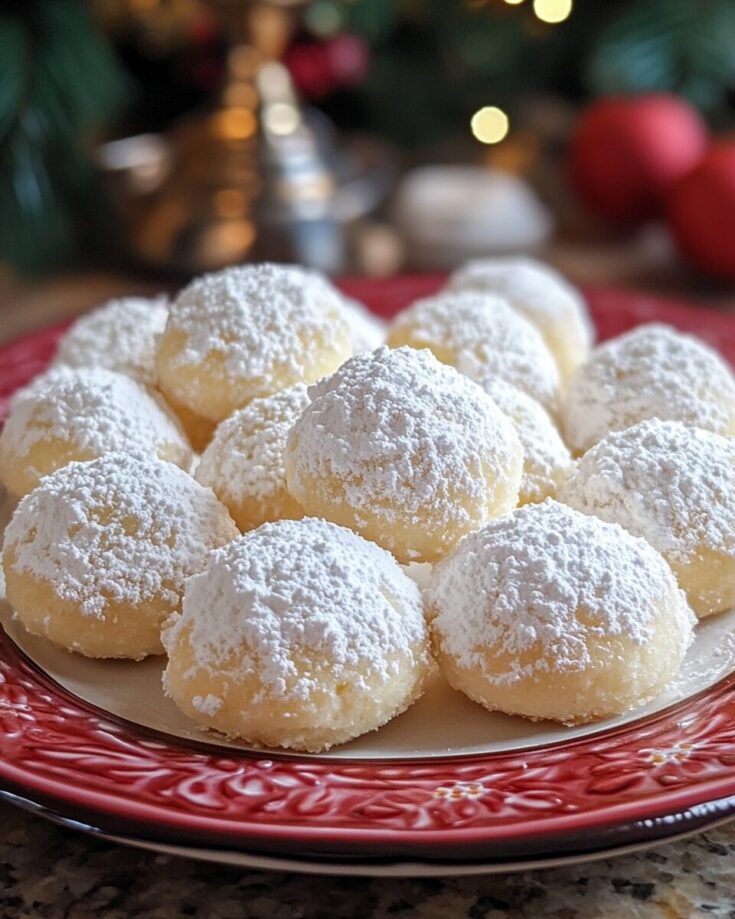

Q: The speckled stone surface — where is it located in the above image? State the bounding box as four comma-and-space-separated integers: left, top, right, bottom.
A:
1, 802, 735, 918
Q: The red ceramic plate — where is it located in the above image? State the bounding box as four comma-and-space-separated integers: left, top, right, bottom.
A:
2, 276, 735, 865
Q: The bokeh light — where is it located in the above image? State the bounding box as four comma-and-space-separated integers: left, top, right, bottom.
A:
470, 106, 510, 144
305, 1, 342, 37
533, 0, 573, 23
264, 102, 300, 136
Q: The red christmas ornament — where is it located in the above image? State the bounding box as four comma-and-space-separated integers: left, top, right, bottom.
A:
668, 141, 735, 281
285, 42, 334, 99
324, 33, 369, 88
569, 94, 708, 224
286, 33, 369, 100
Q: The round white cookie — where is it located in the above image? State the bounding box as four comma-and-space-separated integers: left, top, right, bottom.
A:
0, 366, 192, 497
3, 453, 237, 659
387, 291, 561, 412
448, 256, 593, 382
428, 499, 695, 724
162, 517, 431, 752
156, 264, 352, 423
482, 379, 573, 504
285, 346, 523, 563
196, 383, 309, 532
562, 323, 735, 455
560, 418, 735, 618
54, 296, 168, 386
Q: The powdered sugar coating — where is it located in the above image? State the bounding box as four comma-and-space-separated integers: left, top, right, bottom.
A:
428, 499, 695, 685
338, 295, 386, 353
482, 379, 573, 504
168, 264, 345, 372
192, 694, 224, 716
306, 269, 386, 354
0, 367, 192, 493
195, 383, 309, 531
387, 291, 561, 411
156, 264, 351, 419
285, 346, 523, 562
562, 324, 735, 454
163, 517, 430, 699
560, 419, 735, 566
3, 453, 238, 618
447, 256, 593, 380
54, 296, 168, 385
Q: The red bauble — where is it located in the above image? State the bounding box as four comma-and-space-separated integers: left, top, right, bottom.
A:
668, 142, 735, 281
285, 42, 334, 99
569, 94, 708, 224
324, 34, 369, 89
286, 34, 369, 100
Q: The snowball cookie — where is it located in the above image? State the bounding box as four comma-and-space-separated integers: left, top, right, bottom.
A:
428, 499, 695, 724
285, 346, 523, 564
196, 383, 309, 532
3, 453, 238, 660
386, 291, 560, 412
482, 379, 573, 505
0, 367, 193, 498
562, 323, 735, 455
560, 419, 735, 619
448, 256, 594, 382
156, 263, 352, 424
162, 517, 431, 752
307, 269, 385, 354
51, 295, 215, 452
338, 295, 386, 353
53, 296, 168, 386
164, 399, 218, 454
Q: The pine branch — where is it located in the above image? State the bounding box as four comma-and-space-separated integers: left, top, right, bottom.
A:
0, 0, 129, 273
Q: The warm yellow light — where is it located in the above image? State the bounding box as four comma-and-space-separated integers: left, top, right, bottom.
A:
504, 0, 525, 5
533, 0, 572, 23
471, 106, 510, 145
212, 108, 257, 141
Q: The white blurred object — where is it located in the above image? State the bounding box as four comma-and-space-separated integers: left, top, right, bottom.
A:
393, 166, 553, 269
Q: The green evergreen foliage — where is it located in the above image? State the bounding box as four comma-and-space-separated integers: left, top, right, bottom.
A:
587, 0, 735, 117
0, 0, 128, 273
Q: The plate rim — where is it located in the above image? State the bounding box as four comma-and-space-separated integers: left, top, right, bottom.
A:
3, 786, 735, 878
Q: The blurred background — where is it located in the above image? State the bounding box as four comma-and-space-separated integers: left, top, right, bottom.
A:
3, 0, 735, 337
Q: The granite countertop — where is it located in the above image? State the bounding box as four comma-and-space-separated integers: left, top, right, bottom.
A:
1, 801, 734, 918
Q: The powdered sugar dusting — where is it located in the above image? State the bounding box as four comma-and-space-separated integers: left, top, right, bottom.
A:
304, 269, 385, 353
286, 346, 521, 530
428, 499, 695, 685
448, 256, 593, 346
196, 383, 309, 506
164, 517, 429, 700
0, 366, 191, 463
54, 296, 168, 385
338, 295, 386, 353
192, 694, 224, 716
390, 291, 560, 411
482, 379, 573, 503
562, 323, 735, 454
3, 453, 238, 617
163, 263, 350, 386
560, 419, 735, 565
